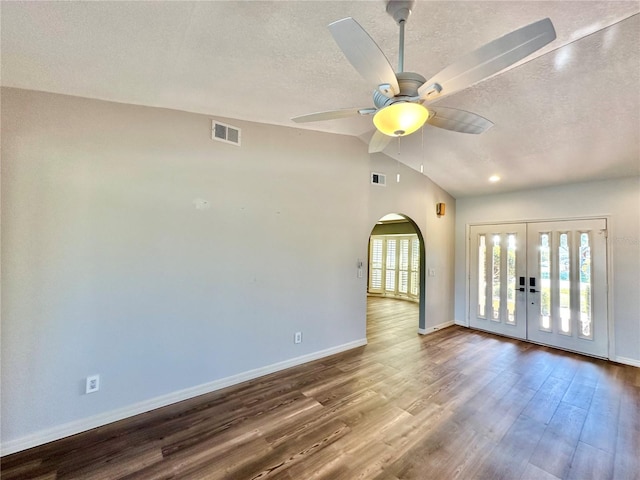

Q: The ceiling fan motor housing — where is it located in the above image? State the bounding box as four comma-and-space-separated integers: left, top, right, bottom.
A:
373, 71, 427, 109
386, 0, 416, 24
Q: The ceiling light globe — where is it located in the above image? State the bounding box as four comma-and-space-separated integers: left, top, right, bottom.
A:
373, 102, 429, 137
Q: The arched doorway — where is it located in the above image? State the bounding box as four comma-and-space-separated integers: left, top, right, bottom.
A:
366, 213, 426, 340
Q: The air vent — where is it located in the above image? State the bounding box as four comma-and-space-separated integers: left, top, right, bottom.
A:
212, 120, 241, 146
371, 172, 386, 186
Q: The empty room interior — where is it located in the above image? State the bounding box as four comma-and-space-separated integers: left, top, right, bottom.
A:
1, 1, 639, 479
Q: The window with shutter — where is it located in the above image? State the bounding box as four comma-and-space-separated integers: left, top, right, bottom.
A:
369, 238, 384, 293
368, 234, 420, 301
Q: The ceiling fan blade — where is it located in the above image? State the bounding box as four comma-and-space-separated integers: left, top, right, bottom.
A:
369, 129, 392, 153
329, 17, 400, 97
291, 108, 362, 123
426, 106, 494, 134
418, 18, 556, 99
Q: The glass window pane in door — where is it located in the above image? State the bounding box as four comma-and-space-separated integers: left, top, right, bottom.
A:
579, 233, 593, 339
559, 233, 571, 334
492, 235, 501, 321
539, 233, 551, 330
506, 234, 517, 324
478, 235, 486, 318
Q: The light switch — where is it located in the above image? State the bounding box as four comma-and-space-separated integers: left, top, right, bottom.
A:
428, 268, 436, 277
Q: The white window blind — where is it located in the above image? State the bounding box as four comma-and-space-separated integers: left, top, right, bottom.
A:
369, 238, 384, 292
368, 234, 420, 300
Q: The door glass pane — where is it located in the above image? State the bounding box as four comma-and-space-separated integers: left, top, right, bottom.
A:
539, 233, 551, 330
478, 235, 486, 318
492, 235, 501, 321
579, 233, 593, 339
559, 233, 571, 334
506, 234, 517, 324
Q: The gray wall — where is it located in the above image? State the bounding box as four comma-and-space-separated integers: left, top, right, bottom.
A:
454, 177, 640, 364
0, 88, 456, 452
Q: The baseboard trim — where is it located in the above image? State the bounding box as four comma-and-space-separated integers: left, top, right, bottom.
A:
1, 338, 367, 456
418, 321, 455, 336
611, 355, 640, 368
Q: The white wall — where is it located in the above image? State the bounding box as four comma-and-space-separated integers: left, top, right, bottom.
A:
0, 88, 455, 453
454, 177, 640, 365
367, 155, 456, 332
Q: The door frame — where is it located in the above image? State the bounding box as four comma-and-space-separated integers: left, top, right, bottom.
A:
464, 215, 613, 359
367, 213, 427, 334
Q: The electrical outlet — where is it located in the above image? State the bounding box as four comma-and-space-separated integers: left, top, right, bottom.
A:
294, 332, 302, 344
86, 374, 100, 394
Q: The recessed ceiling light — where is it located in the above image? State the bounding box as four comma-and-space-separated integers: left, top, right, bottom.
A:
489, 175, 501, 183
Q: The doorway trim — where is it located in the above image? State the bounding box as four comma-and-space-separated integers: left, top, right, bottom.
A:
367, 213, 427, 334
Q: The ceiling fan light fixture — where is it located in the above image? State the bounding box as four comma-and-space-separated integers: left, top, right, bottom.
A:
373, 102, 429, 137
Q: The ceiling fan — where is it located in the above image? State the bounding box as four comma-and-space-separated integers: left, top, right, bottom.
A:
292, 0, 556, 153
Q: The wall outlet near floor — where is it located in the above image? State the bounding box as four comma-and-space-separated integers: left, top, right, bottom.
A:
294, 332, 302, 344
86, 374, 100, 394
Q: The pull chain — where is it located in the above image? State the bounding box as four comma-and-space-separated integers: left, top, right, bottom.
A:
396, 137, 401, 182
420, 126, 425, 174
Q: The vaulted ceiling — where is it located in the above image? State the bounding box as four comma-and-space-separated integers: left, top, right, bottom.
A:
2, 1, 638, 197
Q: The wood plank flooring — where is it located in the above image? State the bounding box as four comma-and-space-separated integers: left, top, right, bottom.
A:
2, 297, 639, 479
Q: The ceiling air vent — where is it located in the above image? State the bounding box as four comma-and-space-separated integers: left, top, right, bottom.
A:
212, 120, 241, 146
371, 172, 386, 186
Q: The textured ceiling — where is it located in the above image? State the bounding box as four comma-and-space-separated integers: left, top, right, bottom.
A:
2, 1, 639, 197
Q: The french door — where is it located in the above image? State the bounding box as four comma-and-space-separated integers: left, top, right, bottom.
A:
469, 219, 608, 358
469, 224, 528, 338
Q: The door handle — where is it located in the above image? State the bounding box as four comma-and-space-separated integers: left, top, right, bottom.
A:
519, 276, 525, 292
528, 277, 538, 293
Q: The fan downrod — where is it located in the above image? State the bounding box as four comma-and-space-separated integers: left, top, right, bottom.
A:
386, 1, 416, 72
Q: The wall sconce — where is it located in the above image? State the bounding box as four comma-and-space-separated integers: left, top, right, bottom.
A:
436, 202, 446, 217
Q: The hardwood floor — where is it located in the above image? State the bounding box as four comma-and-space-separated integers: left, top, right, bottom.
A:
3, 297, 639, 479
